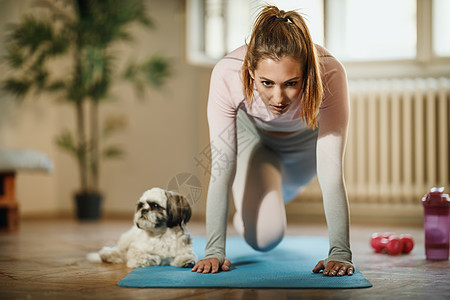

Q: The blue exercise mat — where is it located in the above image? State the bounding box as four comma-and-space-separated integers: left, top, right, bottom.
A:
117, 236, 372, 289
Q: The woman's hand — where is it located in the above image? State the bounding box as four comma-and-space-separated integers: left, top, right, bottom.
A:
312, 260, 354, 276
191, 258, 232, 274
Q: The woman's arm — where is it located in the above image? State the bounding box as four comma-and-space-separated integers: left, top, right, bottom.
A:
316, 57, 352, 267
193, 59, 241, 272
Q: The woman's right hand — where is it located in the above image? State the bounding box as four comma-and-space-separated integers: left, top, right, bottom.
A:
191, 257, 231, 274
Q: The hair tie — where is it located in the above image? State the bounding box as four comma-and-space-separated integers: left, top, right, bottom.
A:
274, 17, 289, 22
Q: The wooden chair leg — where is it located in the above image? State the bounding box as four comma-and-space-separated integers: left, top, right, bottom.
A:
0, 203, 19, 232
0, 172, 19, 232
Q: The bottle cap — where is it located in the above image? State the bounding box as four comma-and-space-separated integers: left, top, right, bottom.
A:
422, 187, 450, 208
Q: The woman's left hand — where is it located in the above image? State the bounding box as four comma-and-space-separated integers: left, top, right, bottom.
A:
312, 260, 354, 276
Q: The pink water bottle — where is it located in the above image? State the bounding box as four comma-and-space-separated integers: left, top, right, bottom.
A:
422, 187, 450, 260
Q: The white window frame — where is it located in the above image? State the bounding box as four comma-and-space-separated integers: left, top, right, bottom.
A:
186, 0, 450, 79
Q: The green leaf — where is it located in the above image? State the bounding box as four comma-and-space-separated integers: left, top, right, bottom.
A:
48, 33, 71, 55
81, 48, 115, 102
35, 69, 49, 89
55, 130, 78, 155
55, 130, 88, 164
46, 80, 66, 92
6, 16, 54, 52
142, 54, 170, 87
2, 78, 32, 98
5, 46, 24, 68
123, 54, 170, 97
76, 0, 154, 47
102, 145, 124, 159
67, 65, 87, 103
123, 63, 137, 80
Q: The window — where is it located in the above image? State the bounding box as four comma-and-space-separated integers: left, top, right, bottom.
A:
326, 0, 416, 61
186, 0, 450, 75
186, 0, 323, 65
433, 0, 450, 57
265, 0, 324, 45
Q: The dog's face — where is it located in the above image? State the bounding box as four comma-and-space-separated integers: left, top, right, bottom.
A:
134, 188, 192, 233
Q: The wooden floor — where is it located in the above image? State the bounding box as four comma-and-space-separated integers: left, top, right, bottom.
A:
0, 218, 449, 299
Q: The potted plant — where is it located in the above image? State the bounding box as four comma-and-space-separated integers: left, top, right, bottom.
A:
2, 0, 169, 220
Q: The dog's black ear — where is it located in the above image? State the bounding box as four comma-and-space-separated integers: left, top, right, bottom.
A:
165, 191, 192, 228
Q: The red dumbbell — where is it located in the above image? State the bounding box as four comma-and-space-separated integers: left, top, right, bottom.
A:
370, 232, 414, 255
400, 234, 414, 254
384, 235, 403, 255
370, 233, 385, 253
370, 232, 394, 253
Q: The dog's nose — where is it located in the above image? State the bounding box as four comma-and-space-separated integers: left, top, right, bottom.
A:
141, 209, 149, 215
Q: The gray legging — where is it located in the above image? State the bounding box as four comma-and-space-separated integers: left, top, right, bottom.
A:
232, 109, 318, 252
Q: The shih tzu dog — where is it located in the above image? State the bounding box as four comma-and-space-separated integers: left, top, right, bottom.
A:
96, 187, 197, 268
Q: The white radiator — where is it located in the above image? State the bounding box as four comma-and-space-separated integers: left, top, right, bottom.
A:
303, 77, 450, 204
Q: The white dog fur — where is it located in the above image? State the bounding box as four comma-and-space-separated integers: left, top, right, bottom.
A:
97, 188, 197, 268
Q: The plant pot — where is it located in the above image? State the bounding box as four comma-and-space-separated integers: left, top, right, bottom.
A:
75, 192, 102, 220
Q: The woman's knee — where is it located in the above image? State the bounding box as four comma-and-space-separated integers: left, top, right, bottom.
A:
234, 211, 285, 251
241, 189, 287, 252
246, 223, 285, 252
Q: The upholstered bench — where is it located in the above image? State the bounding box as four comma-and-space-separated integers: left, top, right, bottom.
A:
0, 149, 53, 231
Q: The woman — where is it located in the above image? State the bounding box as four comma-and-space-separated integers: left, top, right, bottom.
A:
192, 5, 354, 277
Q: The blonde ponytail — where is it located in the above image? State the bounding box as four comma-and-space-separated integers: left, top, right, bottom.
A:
242, 5, 322, 129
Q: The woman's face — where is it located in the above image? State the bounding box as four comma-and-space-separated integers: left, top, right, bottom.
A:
250, 55, 303, 115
